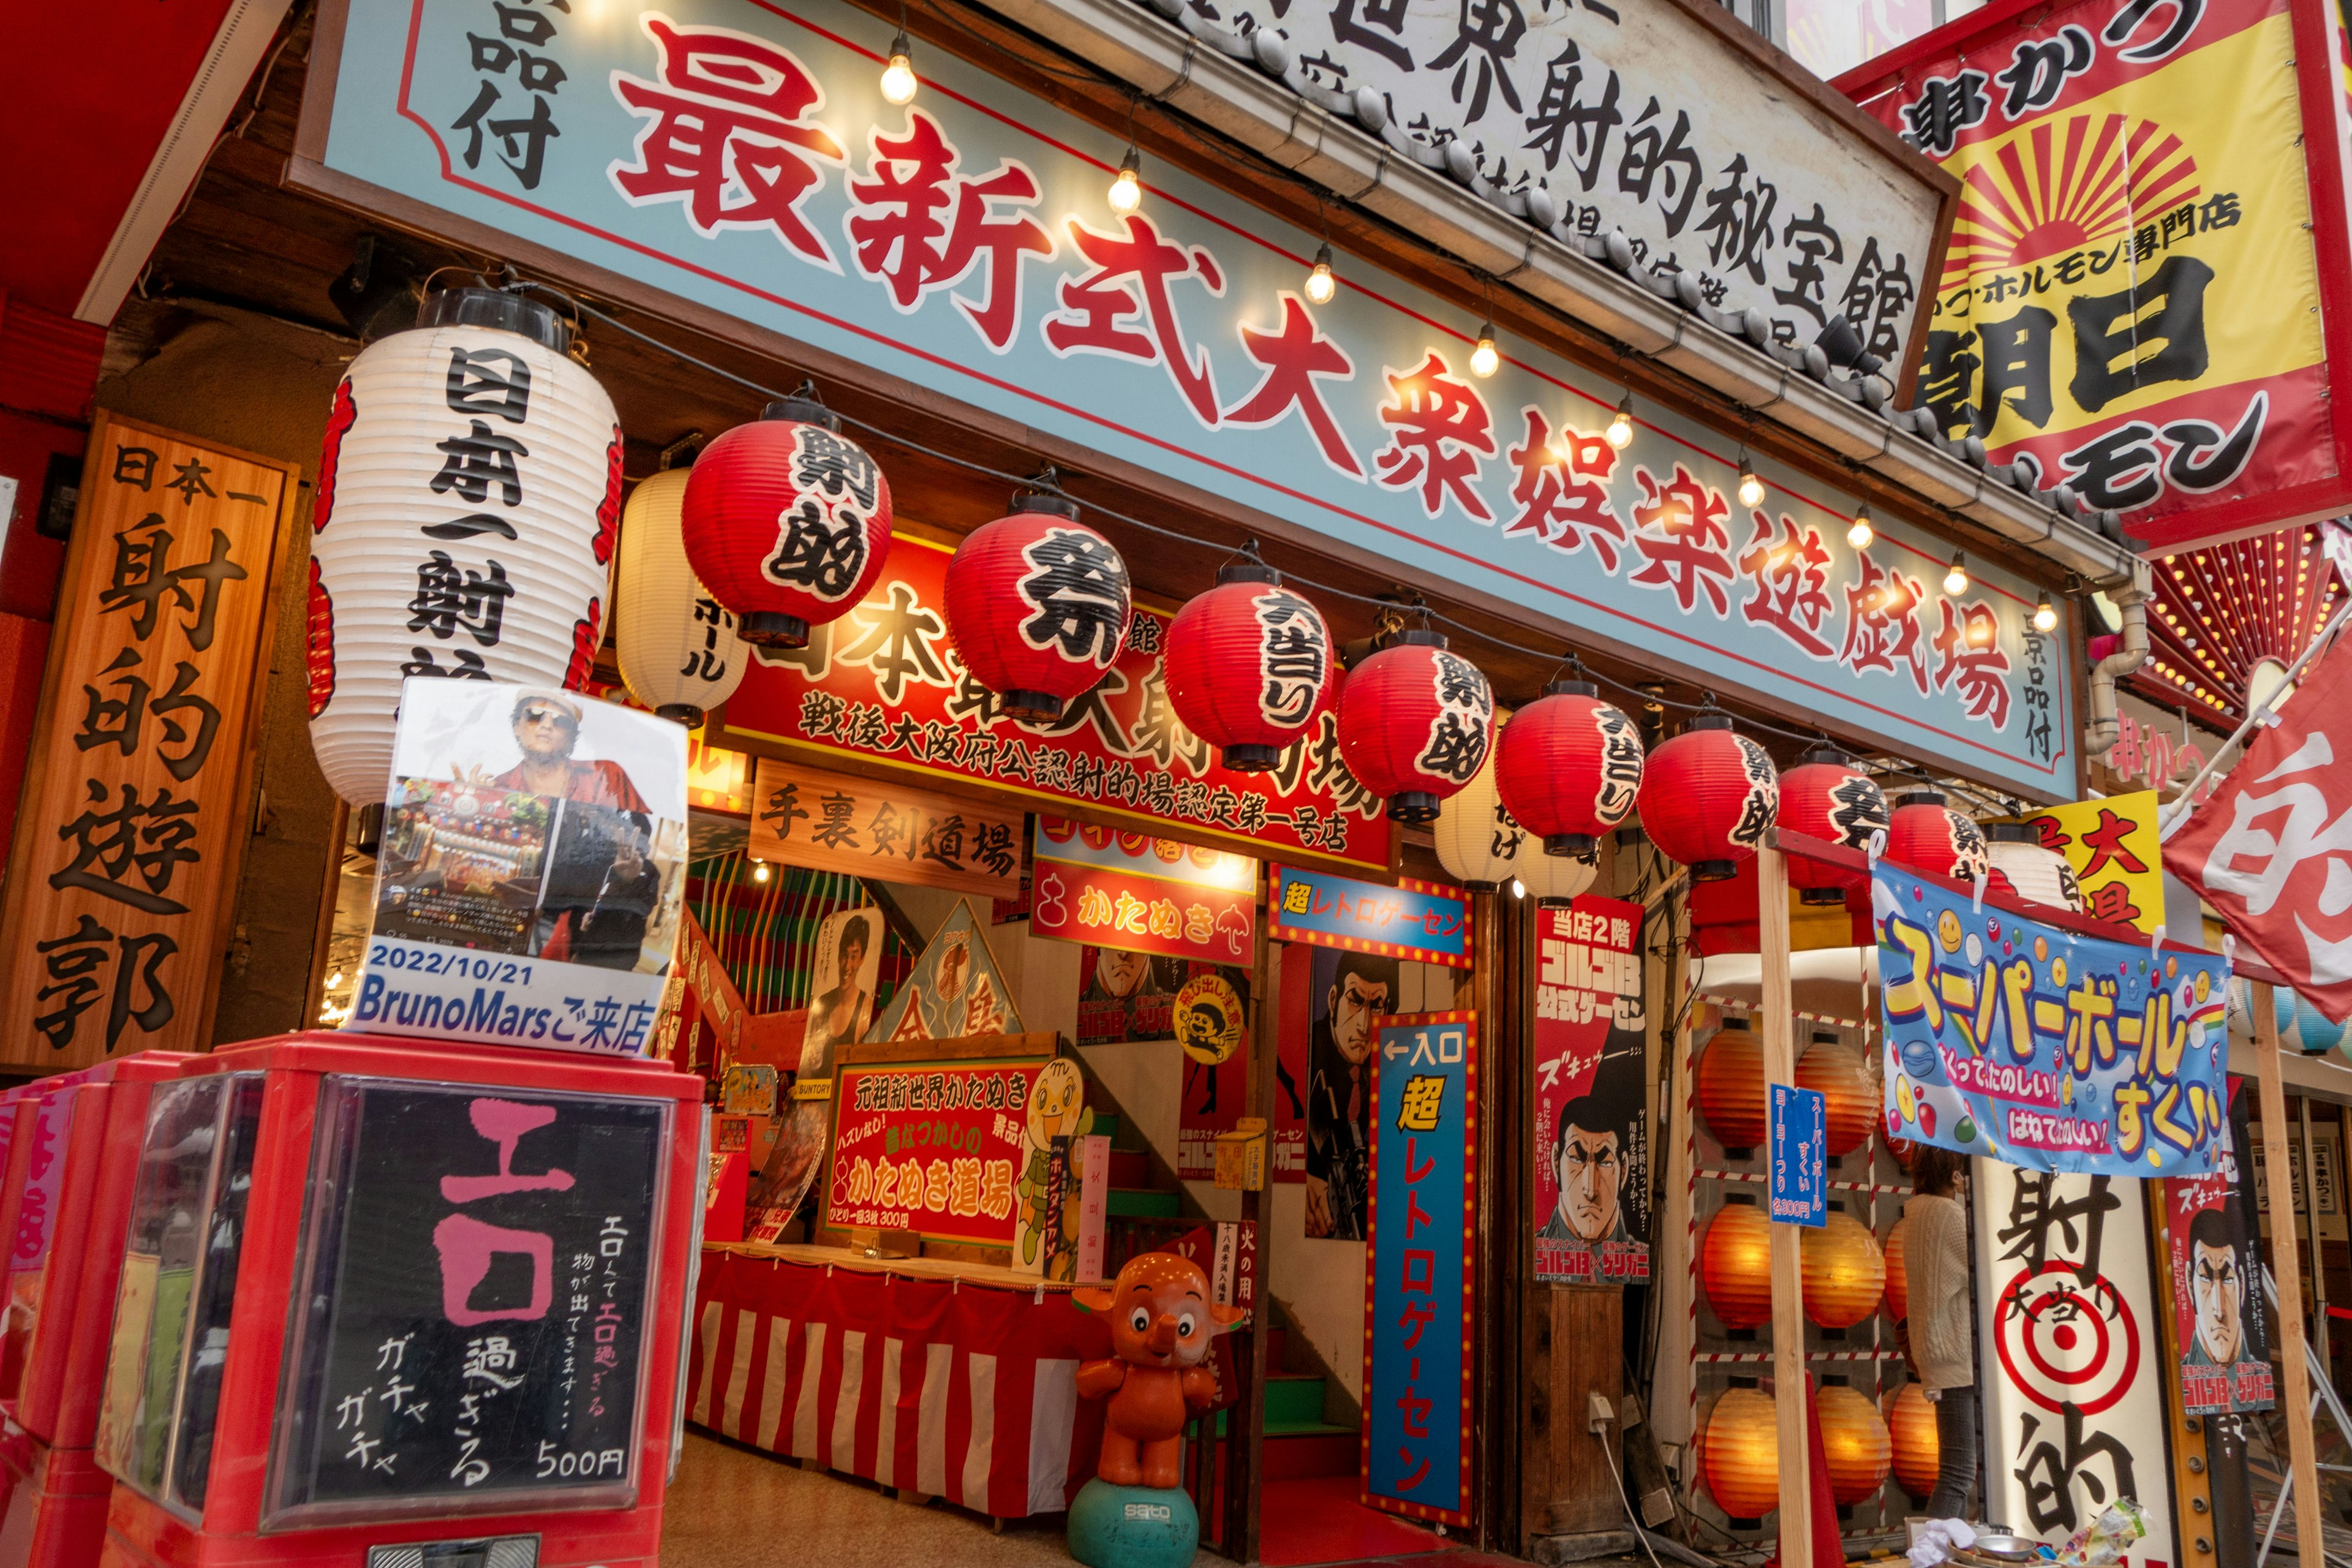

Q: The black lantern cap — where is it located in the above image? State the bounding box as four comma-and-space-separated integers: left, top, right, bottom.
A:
763, 380, 842, 431
419, 287, 570, 353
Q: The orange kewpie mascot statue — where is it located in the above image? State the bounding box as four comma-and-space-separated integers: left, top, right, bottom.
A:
1072, 1253, 1246, 1489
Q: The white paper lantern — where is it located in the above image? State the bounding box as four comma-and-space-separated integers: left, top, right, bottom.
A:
1986, 823, 2084, 912
307, 290, 624, 806
616, 467, 748, 728
1434, 740, 1599, 906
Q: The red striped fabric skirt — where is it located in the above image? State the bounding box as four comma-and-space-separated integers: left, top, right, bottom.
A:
686, 1249, 1112, 1517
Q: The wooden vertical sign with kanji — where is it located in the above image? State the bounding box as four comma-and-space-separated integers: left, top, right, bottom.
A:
0, 413, 295, 1070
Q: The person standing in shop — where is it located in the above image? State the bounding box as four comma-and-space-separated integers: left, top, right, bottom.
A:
1904, 1146, 1978, 1521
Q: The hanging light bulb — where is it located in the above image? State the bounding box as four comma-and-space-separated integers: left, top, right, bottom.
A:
880, 31, 919, 104
1305, 243, 1336, 305
753, 858, 772, 883
1737, 456, 1765, 509
325, 970, 344, 990
1510, 876, 1527, 899
1847, 506, 1874, 551
1108, 148, 1142, 213
1945, 552, 1969, 595
2034, 592, 2059, 632
1469, 322, 1500, 378
1606, 393, 1634, 450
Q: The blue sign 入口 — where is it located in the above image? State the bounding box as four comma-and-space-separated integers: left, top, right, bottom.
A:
308, 0, 2075, 798
1768, 1084, 1826, 1228
1365, 1011, 1476, 1529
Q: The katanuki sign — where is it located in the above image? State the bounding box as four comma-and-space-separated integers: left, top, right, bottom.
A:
1842, 0, 2352, 552
301, 0, 2073, 799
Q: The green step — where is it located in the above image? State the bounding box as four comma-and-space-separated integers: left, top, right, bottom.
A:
1090, 1114, 1121, 1142
1106, 1187, 1180, 1218
1264, 1373, 1327, 1428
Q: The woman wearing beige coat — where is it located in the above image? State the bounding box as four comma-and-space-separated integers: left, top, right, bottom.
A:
1904, 1146, 1977, 1520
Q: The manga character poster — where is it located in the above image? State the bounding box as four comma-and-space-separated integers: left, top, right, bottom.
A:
1303, 946, 1397, 1240
1532, 897, 1650, 1284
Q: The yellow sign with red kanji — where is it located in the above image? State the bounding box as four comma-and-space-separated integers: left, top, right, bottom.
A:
2022, 790, 2165, 935
1855, 0, 2329, 549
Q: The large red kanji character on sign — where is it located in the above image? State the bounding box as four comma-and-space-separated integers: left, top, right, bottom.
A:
845, 110, 1053, 350
1044, 215, 1224, 426
1373, 352, 1495, 521
1735, 512, 1836, 657
1838, 551, 1929, 693
611, 18, 846, 265
1223, 296, 1362, 477
1628, 464, 1734, 616
2078, 807, 2149, 880
1930, 597, 2013, 727
1502, 408, 1625, 568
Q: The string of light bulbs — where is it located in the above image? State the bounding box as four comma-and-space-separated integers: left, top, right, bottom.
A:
857, 0, 2065, 647
505, 277, 2027, 780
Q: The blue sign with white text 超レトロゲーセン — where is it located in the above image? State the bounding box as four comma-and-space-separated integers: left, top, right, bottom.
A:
1365, 1011, 1476, 1528
1268, 866, 1471, 967
1875, 863, 2231, 1176
309, 0, 2076, 798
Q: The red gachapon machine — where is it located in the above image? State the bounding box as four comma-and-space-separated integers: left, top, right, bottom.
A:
0, 1052, 190, 1565
90, 1031, 704, 1568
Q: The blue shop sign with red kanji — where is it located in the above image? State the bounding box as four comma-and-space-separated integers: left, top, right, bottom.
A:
1363, 1011, 1477, 1529
1269, 867, 1472, 968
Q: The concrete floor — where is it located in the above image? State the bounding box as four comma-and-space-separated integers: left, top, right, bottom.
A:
660, 1433, 1132, 1567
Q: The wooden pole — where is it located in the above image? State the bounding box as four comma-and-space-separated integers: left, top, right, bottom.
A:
2253, 982, 2323, 1568
1756, 845, 1811, 1568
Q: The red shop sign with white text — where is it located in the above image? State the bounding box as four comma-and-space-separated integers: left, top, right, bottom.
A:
716, 535, 1390, 873
1030, 818, 1257, 965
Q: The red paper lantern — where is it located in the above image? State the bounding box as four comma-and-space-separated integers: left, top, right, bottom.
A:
1163, 557, 1332, 771
1700, 1197, 1772, 1329
1777, 747, 1888, 905
1796, 1038, 1873, 1156
1700, 1384, 1779, 1519
1883, 1216, 1910, 1322
681, 392, 893, 647
1885, 1384, 1939, 1499
1336, 631, 1494, 823
1695, 1022, 1767, 1152
1817, 1384, 1893, 1506
1801, 1210, 1887, 1328
1885, 790, 1991, 882
943, 492, 1133, 722
1494, 679, 1645, 854
1637, 715, 1777, 881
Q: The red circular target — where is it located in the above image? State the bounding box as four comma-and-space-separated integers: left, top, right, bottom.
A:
1993, 1261, 2139, 1415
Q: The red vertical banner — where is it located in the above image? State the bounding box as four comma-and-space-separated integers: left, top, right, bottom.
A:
1273, 948, 1311, 1183
1531, 897, 1650, 1284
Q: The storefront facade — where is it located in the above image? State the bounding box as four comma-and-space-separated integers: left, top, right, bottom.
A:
7, 0, 2302, 1562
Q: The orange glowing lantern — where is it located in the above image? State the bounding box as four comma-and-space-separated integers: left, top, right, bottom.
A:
1697, 1022, 1766, 1150
1885, 1384, 1939, 1499
1796, 1036, 1873, 1156
1801, 1210, 1886, 1329
1817, 1383, 1892, 1506
1700, 1385, 1781, 1520
1701, 1199, 1773, 1329
1883, 1217, 1909, 1322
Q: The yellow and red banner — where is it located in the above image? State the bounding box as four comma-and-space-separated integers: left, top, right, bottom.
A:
1842, 0, 2352, 551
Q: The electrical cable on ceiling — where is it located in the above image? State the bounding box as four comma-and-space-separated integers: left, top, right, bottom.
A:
502, 276, 1999, 785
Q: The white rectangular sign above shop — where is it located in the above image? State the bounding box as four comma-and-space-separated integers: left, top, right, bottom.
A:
1240, 0, 1951, 360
